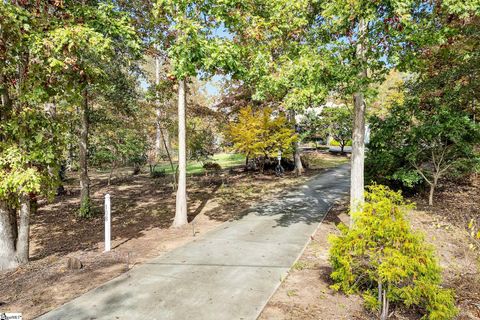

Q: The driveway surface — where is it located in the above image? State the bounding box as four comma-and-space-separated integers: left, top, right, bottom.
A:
38, 165, 350, 320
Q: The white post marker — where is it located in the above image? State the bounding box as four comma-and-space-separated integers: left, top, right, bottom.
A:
104, 193, 111, 252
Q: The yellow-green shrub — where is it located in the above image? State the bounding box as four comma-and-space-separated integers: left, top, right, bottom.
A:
329, 185, 457, 319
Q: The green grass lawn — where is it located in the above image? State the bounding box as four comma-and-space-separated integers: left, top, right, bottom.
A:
153, 153, 246, 175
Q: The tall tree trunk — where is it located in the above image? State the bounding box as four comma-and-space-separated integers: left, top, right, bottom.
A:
79, 88, 91, 217
173, 79, 188, 227
350, 91, 366, 215
290, 111, 304, 176
0, 201, 18, 270
154, 55, 164, 158
16, 194, 30, 264
350, 18, 367, 225
293, 141, 303, 175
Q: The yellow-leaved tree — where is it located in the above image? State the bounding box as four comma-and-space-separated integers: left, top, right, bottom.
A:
227, 106, 297, 172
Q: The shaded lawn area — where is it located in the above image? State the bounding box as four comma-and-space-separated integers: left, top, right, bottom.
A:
153, 153, 246, 175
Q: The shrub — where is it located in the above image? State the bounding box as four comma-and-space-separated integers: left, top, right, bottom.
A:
203, 162, 222, 172
329, 185, 457, 320
150, 168, 166, 178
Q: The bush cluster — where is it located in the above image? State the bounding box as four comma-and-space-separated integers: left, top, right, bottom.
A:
329, 185, 457, 319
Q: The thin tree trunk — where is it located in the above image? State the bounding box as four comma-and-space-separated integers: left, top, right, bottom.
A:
428, 184, 434, 206
386, 296, 390, 319
159, 125, 176, 187
67, 118, 75, 170
290, 110, 304, 176
108, 163, 116, 186
261, 155, 267, 173
165, 129, 171, 151
78, 87, 91, 217
173, 79, 188, 227
0, 75, 12, 118
154, 54, 167, 159
350, 18, 367, 225
155, 108, 163, 158
378, 282, 382, 305
380, 289, 388, 320
428, 177, 437, 206
16, 194, 30, 264
0, 201, 18, 270
473, 99, 476, 124
0, 22, 13, 125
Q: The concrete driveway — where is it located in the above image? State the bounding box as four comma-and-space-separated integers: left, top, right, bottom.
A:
37, 165, 350, 320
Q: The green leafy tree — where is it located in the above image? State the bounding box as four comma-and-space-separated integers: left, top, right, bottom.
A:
367, 103, 480, 206
322, 106, 353, 154
0, 1, 141, 269
370, 69, 406, 118
330, 185, 457, 320
154, 0, 243, 227
187, 118, 217, 163
253, 47, 338, 175
298, 105, 353, 152
317, 0, 426, 214
402, 1, 480, 120
90, 109, 149, 183
222, 0, 331, 175
364, 2, 480, 207
298, 110, 329, 147
0, 2, 66, 269
34, 2, 141, 217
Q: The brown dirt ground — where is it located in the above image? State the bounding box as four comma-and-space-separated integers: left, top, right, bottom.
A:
413, 174, 480, 247
0, 152, 348, 320
259, 200, 367, 320
260, 181, 480, 320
